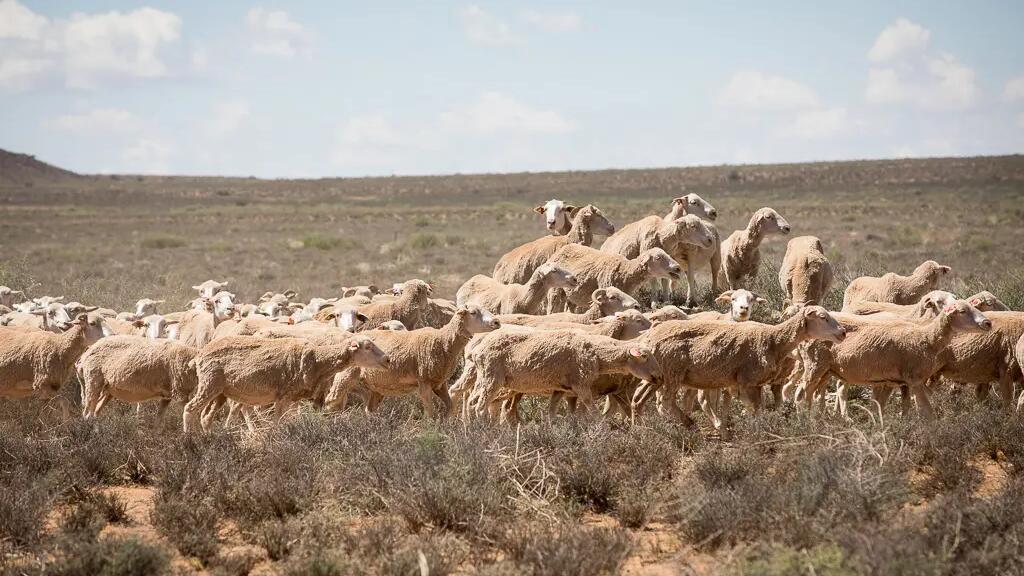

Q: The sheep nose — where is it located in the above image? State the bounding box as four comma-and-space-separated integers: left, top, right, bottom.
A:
708, 210, 718, 219
981, 320, 992, 330
782, 225, 791, 233
490, 320, 501, 329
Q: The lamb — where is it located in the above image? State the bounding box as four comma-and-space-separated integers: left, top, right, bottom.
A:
720, 207, 792, 290
966, 290, 1010, 312
355, 279, 432, 331
806, 302, 992, 420
78, 336, 199, 419
0, 313, 106, 416
842, 260, 951, 308
635, 306, 845, 427
547, 245, 682, 311
174, 297, 236, 348
534, 199, 577, 235
326, 305, 500, 418
192, 280, 229, 298
0, 286, 26, 308
183, 334, 388, 432
496, 287, 638, 327
492, 205, 615, 285
456, 264, 578, 314
689, 289, 767, 323
779, 236, 833, 315
464, 331, 661, 418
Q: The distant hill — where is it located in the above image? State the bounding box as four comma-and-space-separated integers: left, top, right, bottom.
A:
0, 149, 78, 187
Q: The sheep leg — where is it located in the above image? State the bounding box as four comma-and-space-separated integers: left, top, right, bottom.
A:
720, 391, 734, 439
548, 391, 564, 417
431, 385, 452, 420
769, 385, 784, 410
836, 382, 849, 419
709, 247, 722, 297
565, 396, 578, 413
909, 382, 935, 421
154, 399, 171, 421
241, 406, 257, 432
696, 389, 722, 429
501, 394, 523, 425
449, 362, 477, 418
630, 380, 661, 423
974, 383, 991, 402
739, 386, 763, 414
874, 386, 894, 418
365, 391, 382, 413
996, 374, 1013, 409
272, 399, 293, 427
183, 373, 223, 433
684, 265, 698, 308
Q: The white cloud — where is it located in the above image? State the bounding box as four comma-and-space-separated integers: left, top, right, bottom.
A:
440, 91, 573, 135
864, 19, 978, 110
460, 5, 519, 46
207, 100, 251, 138
0, 0, 47, 40
868, 17, 930, 62
0, 2, 181, 90
1017, 113, 1024, 129
1001, 76, 1024, 102
720, 70, 819, 111
190, 42, 208, 71
44, 108, 142, 134
785, 107, 850, 140
247, 7, 310, 58
122, 138, 172, 174
521, 9, 581, 33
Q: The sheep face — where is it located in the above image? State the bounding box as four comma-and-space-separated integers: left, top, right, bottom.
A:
538, 264, 579, 291
212, 294, 236, 321
342, 285, 380, 299
458, 305, 501, 333
378, 320, 407, 331
332, 309, 369, 332
347, 337, 391, 370
63, 302, 99, 318
918, 290, 958, 318
757, 208, 791, 235
33, 302, 72, 331
716, 289, 767, 322
72, 313, 107, 344
13, 301, 39, 313
672, 215, 715, 249
192, 280, 228, 298
602, 309, 652, 339
581, 205, 616, 237
138, 315, 174, 339
534, 199, 576, 233
945, 301, 992, 333
643, 248, 682, 280
803, 306, 846, 343
625, 346, 661, 383
134, 298, 164, 317
919, 260, 952, 282
593, 288, 640, 313
673, 193, 718, 221
305, 297, 339, 315
647, 305, 688, 325
967, 291, 1009, 312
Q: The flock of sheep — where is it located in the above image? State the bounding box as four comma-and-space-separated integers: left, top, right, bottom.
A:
1, 192, 1023, 433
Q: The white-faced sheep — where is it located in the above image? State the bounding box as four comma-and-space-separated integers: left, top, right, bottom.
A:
174, 297, 236, 348
966, 291, 1010, 312
720, 207, 791, 290
548, 245, 681, 311
688, 289, 768, 323
496, 287, 639, 327
779, 236, 833, 315
492, 205, 616, 285
534, 198, 577, 235
192, 280, 229, 298
0, 313, 106, 416
78, 336, 198, 419
184, 334, 388, 432
456, 264, 578, 314
327, 305, 500, 418
356, 279, 432, 330
842, 290, 958, 320
842, 260, 951, 308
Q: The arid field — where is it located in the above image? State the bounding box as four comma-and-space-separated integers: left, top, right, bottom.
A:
3, 152, 1024, 575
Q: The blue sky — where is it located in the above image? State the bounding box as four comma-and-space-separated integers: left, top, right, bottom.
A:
0, 1, 1022, 177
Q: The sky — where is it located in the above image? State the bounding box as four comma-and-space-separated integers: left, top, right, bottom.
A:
0, 1, 1022, 178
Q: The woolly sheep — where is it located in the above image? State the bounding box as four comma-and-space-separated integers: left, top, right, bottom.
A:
657, 194, 722, 307
842, 260, 951, 308
966, 291, 1010, 312
645, 305, 689, 325
496, 287, 639, 327
356, 279, 432, 331
534, 198, 577, 235
779, 236, 833, 315
456, 264, 578, 314
548, 245, 682, 311
720, 207, 791, 290
192, 280, 229, 298
174, 297, 236, 348
689, 289, 768, 323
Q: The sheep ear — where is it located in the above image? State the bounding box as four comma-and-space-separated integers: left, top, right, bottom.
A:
341, 288, 355, 297
191, 285, 202, 290
326, 297, 339, 303
672, 197, 685, 205
533, 205, 546, 214
753, 293, 768, 305
165, 320, 180, 326
593, 289, 608, 303
284, 290, 298, 299
629, 347, 645, 358
940, 266, 951, 274
132, 319, 146, 327
567, 205, 582, 218
356, 313, 369, 323
715, 291, 733, 304
153, 300, 165, 305
259, 292, 273, 302
84, 306, 98, 312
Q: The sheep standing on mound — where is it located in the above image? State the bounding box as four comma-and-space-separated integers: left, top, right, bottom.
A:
356, 279, 432, 330
534, 198, 576, 235
779, 235, 833, 314
496, 287, 639, 327
659, 194, 722, 307
0, 313, 106, 417
327, 305, 500, 418
636, 306, 845, 427
720, 207, 791, 290
456, 264, 578, 314
184, 334, 389, 432
492, 205, 615, 285
78, 336, 198, 419
842, 260, 951, 308
547, 246, 682, 311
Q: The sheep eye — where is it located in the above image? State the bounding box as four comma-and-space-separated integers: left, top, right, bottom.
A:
689, 199, 698, 204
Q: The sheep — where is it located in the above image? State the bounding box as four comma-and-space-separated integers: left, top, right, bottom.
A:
841, 290, 958, 320
456, 264, 578, 314
842, 260, 951, 308
635, 306, 846, 427
326, 305, 500, 418
492, 205, 615, 285
420, 297, 459, 329
535, 198, 577, 235
288, 297, 341, 323
4, 302, 74, 333
192, 280, 229, 298
378, 320, 407, 331
548, 245, 681, 311
805, 302, 992, 420
496, 287, 639, 327
342, 285, 380, 299
32, 296, 64, 307
720, 207, 792, 290
689, 289, 768, 323
184, 334, 388, 432
256, 290, 301, 319
115, 298, 166, 322
779, 236, 833, 315
0, 313, 106, 417
538, 309, 653, 340
313, 305, 370, 331
103, 315, 177, 339
174, 297, 236, 348
0, 286, 26, 308
966, 290, 1010, 312
77, 336, 199, 419
646, 305, 689, 325
653, 194, 722, 307
464, 331, 661, 418
355, 279, 432, 331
